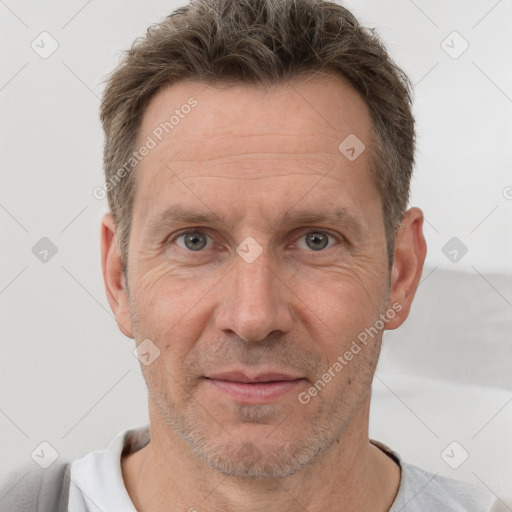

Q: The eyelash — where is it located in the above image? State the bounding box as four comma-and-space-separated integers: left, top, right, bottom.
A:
166, 228, 343, 254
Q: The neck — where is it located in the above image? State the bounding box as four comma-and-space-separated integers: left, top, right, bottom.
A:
122, 396, 401, 512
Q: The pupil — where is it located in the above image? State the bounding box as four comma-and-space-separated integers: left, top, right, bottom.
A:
307, 232, 328, 250
185, 232, 206, 251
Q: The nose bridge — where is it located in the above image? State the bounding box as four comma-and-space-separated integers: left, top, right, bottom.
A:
216, 237, 293, 342
236, 243, 274, 305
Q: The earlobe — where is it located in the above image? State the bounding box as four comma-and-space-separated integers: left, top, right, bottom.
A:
100, 213, 134, 339
385, 207, 427, 331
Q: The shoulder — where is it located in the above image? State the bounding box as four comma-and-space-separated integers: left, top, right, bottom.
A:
391, 461, 500, 512
0, 461, 71, 512
370, 439, 501, 512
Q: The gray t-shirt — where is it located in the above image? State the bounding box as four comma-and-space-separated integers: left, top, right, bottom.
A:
0, 424, 502, 511
386, 456, 500, 511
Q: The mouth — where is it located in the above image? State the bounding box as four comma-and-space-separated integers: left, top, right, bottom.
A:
204, 371, 306, 403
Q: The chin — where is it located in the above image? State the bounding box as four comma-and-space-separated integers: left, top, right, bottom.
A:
184, 422, 337, 479
199, 442, 317, 478
158, 384, 357, 478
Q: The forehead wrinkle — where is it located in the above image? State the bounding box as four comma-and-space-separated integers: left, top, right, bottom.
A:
140, 149, 343, 176
168, 151, 340, 163
165, 128, 340, 146
171, 172, 329, 182
136, 152, 348, 193
143, 152, 346, 184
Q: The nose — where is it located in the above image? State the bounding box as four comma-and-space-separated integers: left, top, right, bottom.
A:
215, 243, 294, 342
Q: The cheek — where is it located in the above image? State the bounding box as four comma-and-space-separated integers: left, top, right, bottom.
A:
129, 274, 210, 372
131, 261, 218, 322
294, 265, 387, 329
293, 271, 387, 384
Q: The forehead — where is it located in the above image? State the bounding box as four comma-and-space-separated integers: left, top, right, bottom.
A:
137, 73, 371, 158
132, 74, 375, 219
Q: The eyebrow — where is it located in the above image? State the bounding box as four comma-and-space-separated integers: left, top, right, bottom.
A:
144, 203, 364, 240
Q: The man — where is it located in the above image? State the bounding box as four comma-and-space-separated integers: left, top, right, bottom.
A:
0, 0, 501, 510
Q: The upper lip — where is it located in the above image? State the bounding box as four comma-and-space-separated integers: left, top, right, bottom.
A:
206, 371, 303, 383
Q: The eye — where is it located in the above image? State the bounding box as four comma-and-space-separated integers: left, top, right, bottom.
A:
294, 230, 340, 251
166, 228, 342, 256
172, 230, 213, 252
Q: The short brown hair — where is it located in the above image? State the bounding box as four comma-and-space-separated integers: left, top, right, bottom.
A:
100, 0, 415, 273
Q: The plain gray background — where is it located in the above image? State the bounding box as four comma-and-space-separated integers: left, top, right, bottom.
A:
1, 0, 511, 504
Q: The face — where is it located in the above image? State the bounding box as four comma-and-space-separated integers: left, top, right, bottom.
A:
111, 74, 402, 478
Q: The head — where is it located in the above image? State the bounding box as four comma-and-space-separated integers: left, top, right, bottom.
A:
101, 0, 426, 479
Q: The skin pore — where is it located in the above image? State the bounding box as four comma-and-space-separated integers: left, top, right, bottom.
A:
101, 73, 426, 511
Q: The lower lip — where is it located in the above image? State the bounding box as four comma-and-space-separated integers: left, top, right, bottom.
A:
205, 378, 305, 403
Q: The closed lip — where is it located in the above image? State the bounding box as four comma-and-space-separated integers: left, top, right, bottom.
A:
205, 371, 304, 383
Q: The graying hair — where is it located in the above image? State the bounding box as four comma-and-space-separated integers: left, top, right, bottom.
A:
100, 0, 415, 273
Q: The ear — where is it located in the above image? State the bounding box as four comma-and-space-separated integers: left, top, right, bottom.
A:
100, 213, 134, 338
385, 207, 427, 330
